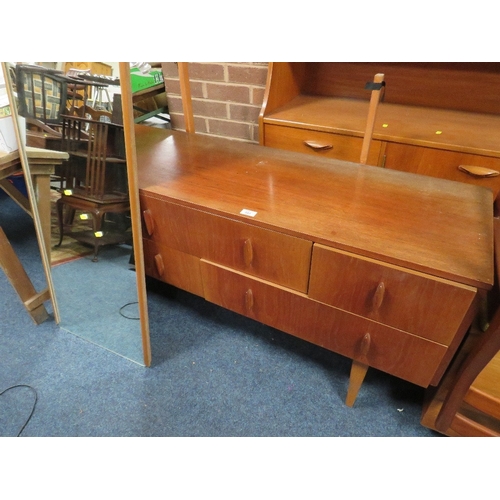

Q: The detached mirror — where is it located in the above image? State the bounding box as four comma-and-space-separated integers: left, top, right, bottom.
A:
2, 62, 151, 366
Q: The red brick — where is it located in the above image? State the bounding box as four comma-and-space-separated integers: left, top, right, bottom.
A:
164, 78, 181, 95
252, 87, 266, 107
192, 99, 228, 119
229, 103, 261, 123
228, 64, 268, 86
161, 62, 178, 78
189, 63, 225, 81
208, 119, 252, 141
206, 83, 250, 103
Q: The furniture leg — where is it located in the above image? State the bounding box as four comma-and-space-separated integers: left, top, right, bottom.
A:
31, 172, 51, 259
0, 227, 50, 324
91, 210, 105, 261
346, 360, 369, 407
56, 198, 65, 247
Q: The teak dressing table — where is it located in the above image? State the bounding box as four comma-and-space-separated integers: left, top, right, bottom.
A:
136, 125, 493, 405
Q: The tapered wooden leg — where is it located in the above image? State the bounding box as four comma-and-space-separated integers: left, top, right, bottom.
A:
0, 227, 49, 324
346, 359, 369, 407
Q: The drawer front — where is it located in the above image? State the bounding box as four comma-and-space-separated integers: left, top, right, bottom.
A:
384, 142, 500, 198
309, 244, 477, 345
200, 260, 447, 387
140, 194, 312, 293
143, 238, 204, 297
264, 123, 382, 166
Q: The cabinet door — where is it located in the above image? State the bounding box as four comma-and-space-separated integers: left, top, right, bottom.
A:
384, 143, 500, 199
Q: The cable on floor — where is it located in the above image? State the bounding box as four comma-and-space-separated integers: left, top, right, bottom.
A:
0, 384, 38, 437
119, 301, 140, 320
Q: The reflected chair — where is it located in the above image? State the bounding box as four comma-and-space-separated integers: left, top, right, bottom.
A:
425, 217, 500, 436
56, 115, 130, 261
15, 64, 69, 149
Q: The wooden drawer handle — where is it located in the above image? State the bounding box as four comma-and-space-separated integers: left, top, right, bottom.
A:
143, 209, 155, 236
243, 238, 253, 267
304, 140, 333, 151
245, 288, 254, 313
372, 281, 385, 312
360, 333, 371, 357
458, 165, 500, 178
154, 253, 164, 277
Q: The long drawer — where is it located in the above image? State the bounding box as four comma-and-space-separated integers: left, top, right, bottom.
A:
200, 260, 447, 387
140, 195, 312, 293
264, 123, 382, 166
309, 244, 477, 345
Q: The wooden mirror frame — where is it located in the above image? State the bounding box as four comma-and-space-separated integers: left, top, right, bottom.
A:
1, 61, 60, 323
119, 62, 151, 366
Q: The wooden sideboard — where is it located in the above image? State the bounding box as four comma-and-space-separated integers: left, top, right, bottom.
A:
259, 63, 500, 202
135, 125, 493, 406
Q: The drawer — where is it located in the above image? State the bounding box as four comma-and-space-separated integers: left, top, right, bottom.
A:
142, 238, 204, 297
200, 260, 448, 387
309, 244, 477, 345
263, 123, 382, 166
140, 195, 312, 293
384, 142, 500, 198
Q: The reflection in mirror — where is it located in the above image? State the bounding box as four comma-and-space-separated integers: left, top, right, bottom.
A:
1, 62, 57, 324
3, 62, 150, 366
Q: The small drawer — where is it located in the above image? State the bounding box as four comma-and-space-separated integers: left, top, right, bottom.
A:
264, 123, 382, 166
200, 260, 447, 387
309, 244, 477, 345
142, 239, 204, 297
384, 142, 500, 199
141, 195, 312, 293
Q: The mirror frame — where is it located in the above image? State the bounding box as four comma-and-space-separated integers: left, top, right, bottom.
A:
119, 62, 151, 366
1, 61, 60, 322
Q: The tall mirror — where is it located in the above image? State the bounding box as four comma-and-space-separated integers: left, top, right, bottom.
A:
2, 61, 151, 366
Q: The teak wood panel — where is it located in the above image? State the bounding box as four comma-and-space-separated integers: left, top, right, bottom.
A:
309, 244, 477, 345
264, 123, 382, 166
135, 127, 493, 291
263, 63, 500, 115
140, 194, 312, 293
200, 260, 448, 387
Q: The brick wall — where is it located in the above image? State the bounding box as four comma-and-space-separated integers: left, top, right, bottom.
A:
161, 62, 269, 143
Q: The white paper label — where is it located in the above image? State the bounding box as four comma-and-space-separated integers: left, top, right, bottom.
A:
240, 209, 257, 217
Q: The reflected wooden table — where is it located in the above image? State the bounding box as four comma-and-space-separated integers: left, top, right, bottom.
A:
0, 147, 68, 256
1, 147, 68, 323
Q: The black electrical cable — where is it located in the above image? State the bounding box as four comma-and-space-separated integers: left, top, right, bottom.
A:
119, 301, 140, 320
0, 384, 38, 437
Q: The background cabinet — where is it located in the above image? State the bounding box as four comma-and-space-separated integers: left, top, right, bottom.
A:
259, 63, 500, 199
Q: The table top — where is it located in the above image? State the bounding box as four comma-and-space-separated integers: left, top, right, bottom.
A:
135, 126, 494, 290
1, 147, 68, 179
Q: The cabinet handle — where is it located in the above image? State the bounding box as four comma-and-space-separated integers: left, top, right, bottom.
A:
243, 238, 253, 267
372, 281, 385, 312
143, 209, 155, 236
360, 333, 371, 357
458, 165, 500, 178
304, 140, 333, 151
245, 289, 254, 313
154, 253, 164, 276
